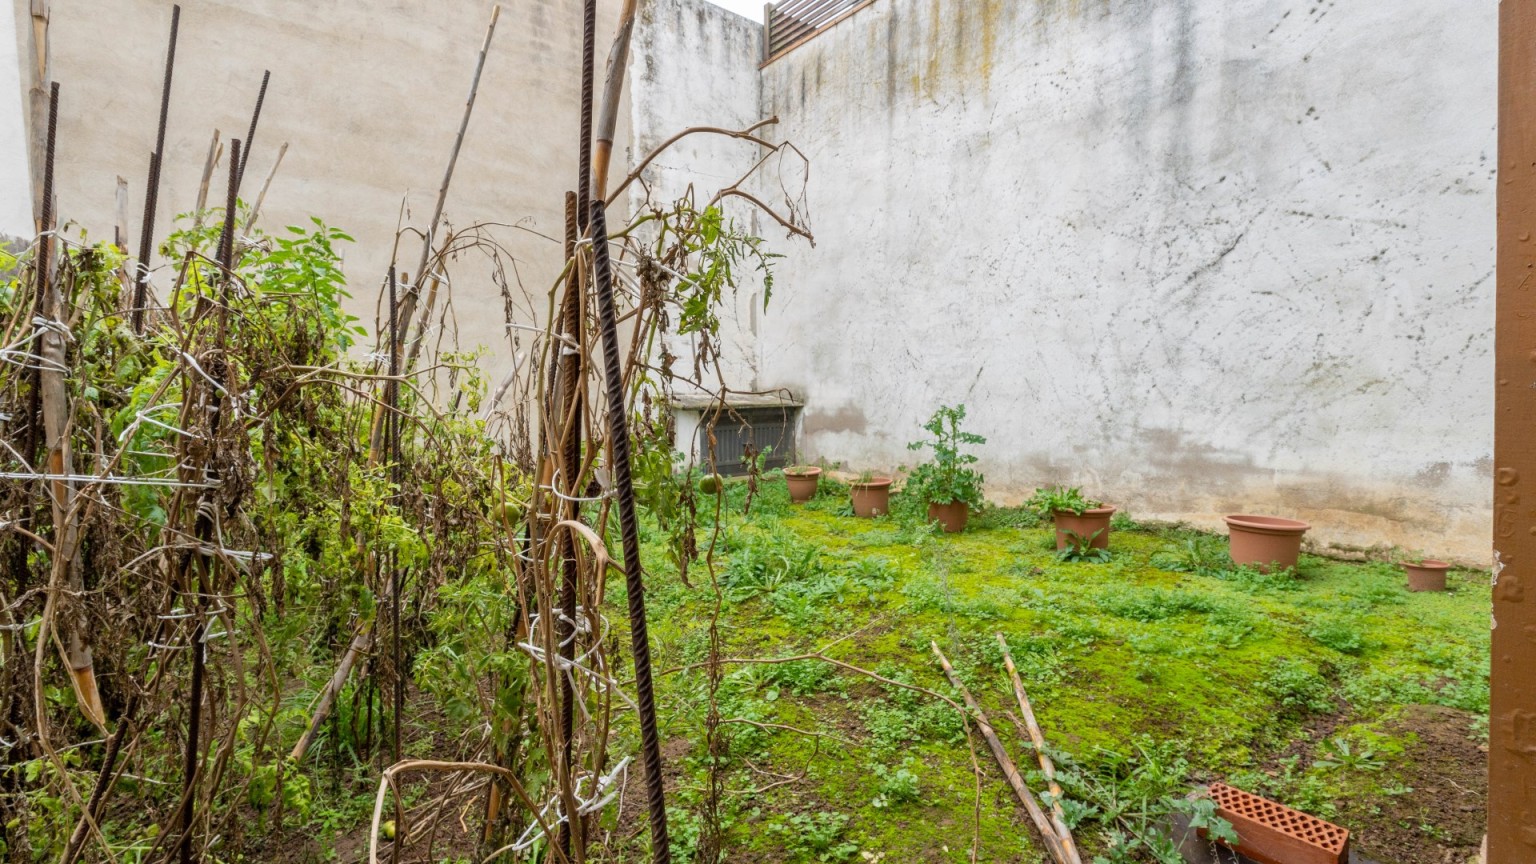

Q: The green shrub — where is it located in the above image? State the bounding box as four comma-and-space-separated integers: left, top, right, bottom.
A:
1307, 618, 1367, 655
1259, 659, 1335, 716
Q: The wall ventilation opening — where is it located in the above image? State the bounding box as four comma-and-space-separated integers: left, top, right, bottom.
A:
764, 0, 873, 63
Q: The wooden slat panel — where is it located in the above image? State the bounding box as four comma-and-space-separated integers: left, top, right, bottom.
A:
765, 0, 863, 59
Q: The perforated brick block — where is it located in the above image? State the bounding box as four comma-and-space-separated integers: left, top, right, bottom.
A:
1199, 783, 1349, 864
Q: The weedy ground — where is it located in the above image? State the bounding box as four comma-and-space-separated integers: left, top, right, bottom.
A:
609, 473, 1490, 864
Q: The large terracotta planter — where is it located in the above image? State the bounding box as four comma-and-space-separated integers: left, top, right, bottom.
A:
1225, 515, 1310, 573
849, 477, 893, 518
927, 501, 970, 533
784, 467, 822, 503
1053, 507, 1115, 550
1404, 559, 1450, 592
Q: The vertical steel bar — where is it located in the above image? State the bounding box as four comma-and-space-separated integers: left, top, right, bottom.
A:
588, 199, 670, 862
1493, 3, 1536, 859
555, 0, 599, 854
555, 190, 583, 859
131, 4, 181, 334
388, 265, 402, 768
577, 0, 596, 226
237, 70, 269, 193
180, 136, 239, 864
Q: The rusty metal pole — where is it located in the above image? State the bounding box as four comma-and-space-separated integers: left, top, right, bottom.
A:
1493, 2, 1536, 860
131, 4, 181, 334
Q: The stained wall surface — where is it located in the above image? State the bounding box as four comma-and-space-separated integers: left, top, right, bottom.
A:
9, 0, 625, 366
705, 0, 1495, 560
15, 0, 1499, 561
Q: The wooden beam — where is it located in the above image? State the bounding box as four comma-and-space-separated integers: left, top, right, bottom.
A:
1492, 2, 1536, 860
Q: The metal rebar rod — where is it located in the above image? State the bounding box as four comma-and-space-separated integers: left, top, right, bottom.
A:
131, 4, 181, 334
577, 0, 596, 228
388, 265, 402, 768
236, 70, 269, 194
555, 190, 582, 858
179, 136, 239, 864
588, 199, 669, 862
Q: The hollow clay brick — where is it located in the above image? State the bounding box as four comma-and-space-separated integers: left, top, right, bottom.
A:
1198, 783, 1349, 864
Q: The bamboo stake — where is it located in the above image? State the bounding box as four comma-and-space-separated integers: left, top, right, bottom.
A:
243, 141, 286, 231
34, 82, 104, 731
114, 176, 129, 251
194, 130, 221, 215
26, 0, 50, 224
931, 642, 1066, 864
591, 0, 638, 200
997, 633, 1082, 864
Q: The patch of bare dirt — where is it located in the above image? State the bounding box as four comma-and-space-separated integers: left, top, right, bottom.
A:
1336, 705, 1486, 864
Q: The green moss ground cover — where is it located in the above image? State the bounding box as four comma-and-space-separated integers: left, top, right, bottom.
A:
611, 474, 1490, 864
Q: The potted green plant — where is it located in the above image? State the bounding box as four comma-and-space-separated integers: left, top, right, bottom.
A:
783, 464, 823, 503
849, 470, 893, 518
905, 404, 985, 533
1027, 486, 1116, 551
1399, 551, 1451, 592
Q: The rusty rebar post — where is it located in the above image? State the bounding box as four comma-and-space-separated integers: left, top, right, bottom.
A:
131, 4, 181, 334
554, 0, 599, 854
1492, 3, 1536, 860
589, 199, 670, 862
178, 137, 239, 864
388, 265, 403, 768
554, 190, 584, 859
237, 69, 269, 193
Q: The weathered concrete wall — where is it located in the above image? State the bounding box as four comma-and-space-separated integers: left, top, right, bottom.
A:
629, 0, 772, 401
10, 0, 624, 364
0, 4, 27, 236
749, 0, 1495, 561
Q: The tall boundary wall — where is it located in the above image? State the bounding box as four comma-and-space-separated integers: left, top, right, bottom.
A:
640, 0, 1497, 563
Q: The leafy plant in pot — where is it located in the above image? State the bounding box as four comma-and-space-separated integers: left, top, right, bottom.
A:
849, 470, 894, 518
905, 404, 985, 533
1027, 485, 1115, 551
782, 464, 823, 502
1398, 551, 1451, 592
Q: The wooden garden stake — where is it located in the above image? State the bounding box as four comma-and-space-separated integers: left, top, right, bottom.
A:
996, 633, 1081, 864
931, 642, 1067, 864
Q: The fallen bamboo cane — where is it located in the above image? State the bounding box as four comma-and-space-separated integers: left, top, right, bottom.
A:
931, 642, 1067, 864
997, 633, 1083, 864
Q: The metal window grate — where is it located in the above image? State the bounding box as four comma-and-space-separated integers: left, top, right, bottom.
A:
764, 0, 871, 62
699, 406, 797, 476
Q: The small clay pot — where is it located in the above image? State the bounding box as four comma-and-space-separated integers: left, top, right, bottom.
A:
1404, 559, 1450, 592
927, 501, 970, 533
1053, 507, 1115, 550
1225, 514, 1310, 573
849, 477, 893, 518
783, 467, 822, 503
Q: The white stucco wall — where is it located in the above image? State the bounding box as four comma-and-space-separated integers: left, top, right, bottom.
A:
647, 0, 1495, 560
12, 0, 625, 366
630, 0, 774, 398
0, 3, 29, 237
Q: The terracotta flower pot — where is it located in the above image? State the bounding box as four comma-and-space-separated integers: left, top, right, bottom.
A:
927, 501, 970, 533
1404, 559, 1450, 592
783, 467, 822, 503
1225, 515, 1310, 573
1053, 507, 1115, 550
849, 477, 892, 518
